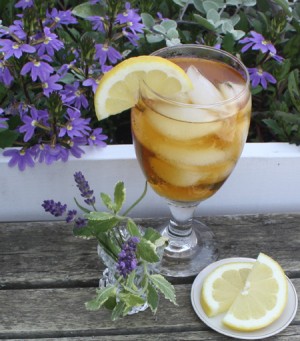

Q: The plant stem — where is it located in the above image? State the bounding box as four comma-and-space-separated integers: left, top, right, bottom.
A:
123, 182, 148, 216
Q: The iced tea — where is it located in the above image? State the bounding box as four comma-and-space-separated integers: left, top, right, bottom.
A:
131, 57, 251, 202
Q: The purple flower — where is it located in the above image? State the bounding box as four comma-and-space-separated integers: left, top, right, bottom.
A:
21, 56, 54, 82
116, 2, 140, 25
87, 128, 107, 147
0, 61, 14, 86
74, 217, 88, 228
42, 200, 67, 217
59, 108, 91, 139
42, 74, 63, 97
82, 77, 99, 93
36, 27, 64, 56
61, 82, 89, 109
66, 209, 77, 223
87, 16, 105, 33
117, 237, 140, 278
19, 108, 42, 142
122, 29, 139, 46
95, 44, 122, 66
15, 0, 34, 9
239, 31, 276, 55
3, 148, 35, 171
248, 67, 277, 89
9, 20, 26, 40
0, 39, 35, 60
68, 139, 86, 159
47, 8, 78, 27
33, 143, 69, 165
74, 171, 96, 206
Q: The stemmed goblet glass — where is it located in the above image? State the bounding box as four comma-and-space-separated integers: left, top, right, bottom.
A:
131, 45, 251, 277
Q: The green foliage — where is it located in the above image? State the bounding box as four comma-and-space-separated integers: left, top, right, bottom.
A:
72, 180, 174, 319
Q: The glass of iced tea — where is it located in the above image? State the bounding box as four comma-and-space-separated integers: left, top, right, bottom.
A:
131, 45, 251, 277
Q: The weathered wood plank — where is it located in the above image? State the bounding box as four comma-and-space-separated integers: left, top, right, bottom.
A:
4, 325, 300, 341
1, 214, 300, 288
0, 280, 299, 339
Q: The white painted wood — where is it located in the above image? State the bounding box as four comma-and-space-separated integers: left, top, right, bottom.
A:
1, 143, 300, 222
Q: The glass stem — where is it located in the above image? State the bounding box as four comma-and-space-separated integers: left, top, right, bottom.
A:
167, 201, 199, 238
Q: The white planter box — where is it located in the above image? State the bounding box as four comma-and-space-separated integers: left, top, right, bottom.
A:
1, 143, 300, 222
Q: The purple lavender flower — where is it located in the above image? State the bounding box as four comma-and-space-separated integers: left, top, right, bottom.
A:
87, 16, 106, 33
74, 171, 96, 206
239, 31, 276, 55
66, 209, 77, 223
248, 67, 277, 89
58, 108, 91, 139
87, 128, 107, 147
42, 74, 63, 97
36, 27, 64, 56
47, 9, 78, 27
21, 56, 54, 82
0, 61, 13, 86
0, 39, 35, 60
3, 148, 35, 171
61, 82, 89, 109
82, 77, 99, 93
117, 237, 140, 278
95, 44, 122, 66
42, 200, 67, 217
15, 0, 34, 9
74, 217, 88, 228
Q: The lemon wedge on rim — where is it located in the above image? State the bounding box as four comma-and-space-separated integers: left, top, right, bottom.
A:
94, 55, 193, 120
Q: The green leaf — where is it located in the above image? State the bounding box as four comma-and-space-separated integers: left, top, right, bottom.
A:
100, 192, 115, 212
206, 9, 220, 24
127, 219, 142, 238
72, 3, 105, 19
137, 238, 160, 263
288, 70, 300, 112
161, 20, 177, 31
193, 14, 215, 30
146, 33, 164, 43
85, 286, 116, 311
203, 1, 219, 13
87, 214, 120, 234
0, 129, 19, 148
153, 24, 166, 34
242, 0, 257, 6
147, 283, 159, 313
119, 292, 145, 307
73, 224, 95, 239
141, 13, 155, 28
272, 0, 292, 17
114, 181, 126, 213
143, 227, 163, 243
111, 301, 126, 321
149, 274, 177, 305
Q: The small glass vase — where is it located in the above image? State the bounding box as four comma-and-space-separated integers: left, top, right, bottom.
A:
97, 242, 162, 315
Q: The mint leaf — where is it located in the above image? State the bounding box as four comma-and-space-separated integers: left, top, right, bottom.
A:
119, 292, 146, 307
149, 274, 177, 305
112, 301, 126, 321
127, 219, 142, 238
86, 212, 120, 233
147, 283, 159, 313
100, 192, 115, 212
114, 181, 126, 213
137, 238, 160, 263
85, 286, 116, 311
143, 227, 168, 247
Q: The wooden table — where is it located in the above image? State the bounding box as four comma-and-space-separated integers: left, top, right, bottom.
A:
0, 214, 299, 340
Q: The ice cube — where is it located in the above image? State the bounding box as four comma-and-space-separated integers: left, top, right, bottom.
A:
186, 66, 224, 105
218, 81, 245, 101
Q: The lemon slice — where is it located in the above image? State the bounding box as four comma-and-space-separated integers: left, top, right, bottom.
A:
201, 262, 253, 317
94, 56, 193, 120
223, 253, 288, 331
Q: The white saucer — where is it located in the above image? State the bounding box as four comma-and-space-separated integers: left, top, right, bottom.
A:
191, 257, 298, 340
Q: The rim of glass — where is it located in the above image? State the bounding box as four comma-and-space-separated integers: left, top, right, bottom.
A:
145, 44, 250, 109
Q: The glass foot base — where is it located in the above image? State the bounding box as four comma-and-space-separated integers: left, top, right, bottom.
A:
158, 219, 219, 278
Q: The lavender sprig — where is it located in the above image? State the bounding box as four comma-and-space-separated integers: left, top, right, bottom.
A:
117, 237, 140, 278
74, 171, 96, 208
